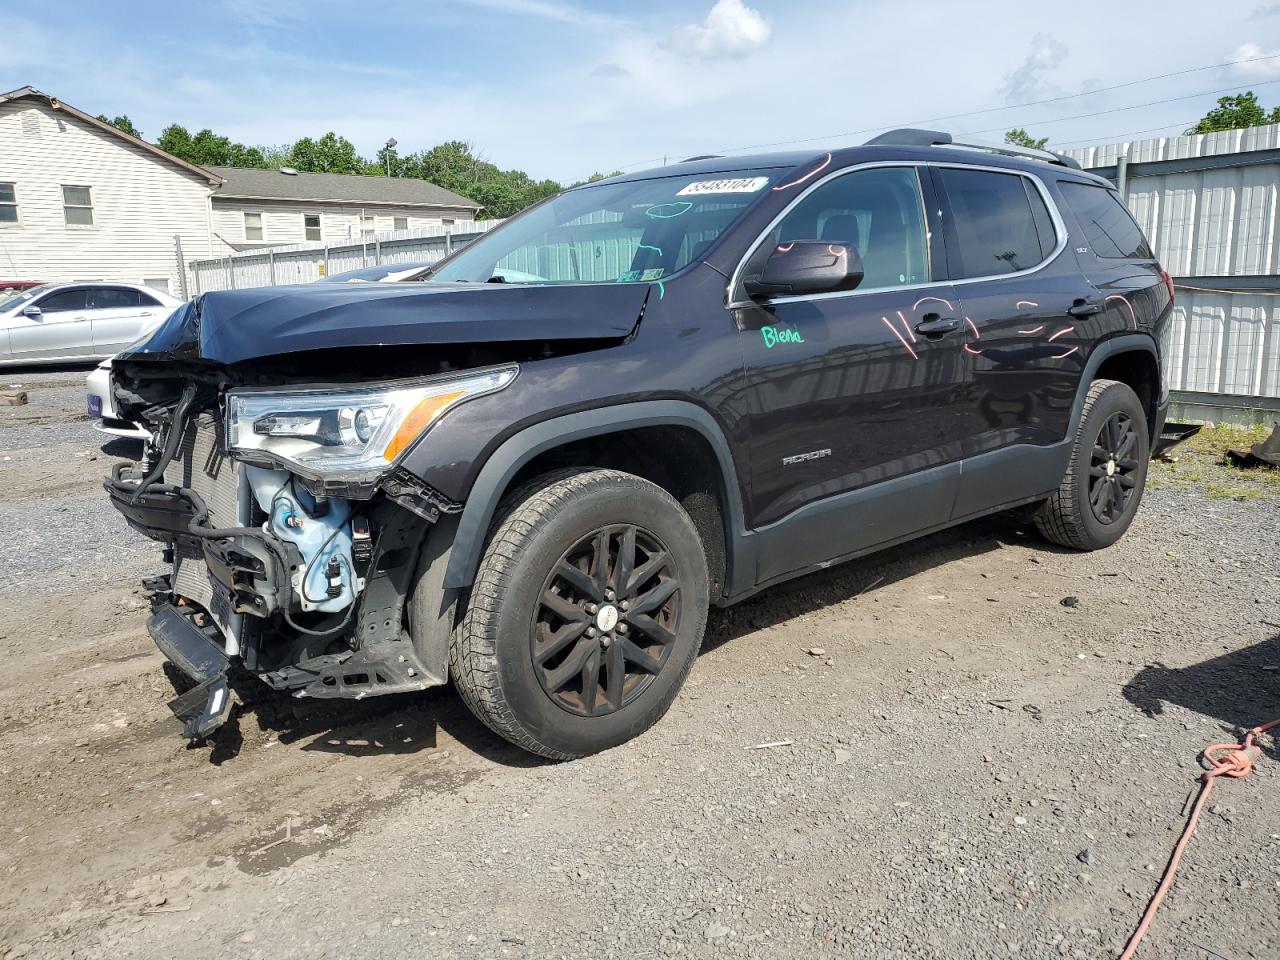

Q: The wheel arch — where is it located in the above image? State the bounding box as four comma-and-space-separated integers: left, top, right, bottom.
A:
442, 401, 753, 599
1074, 334, 1162, 441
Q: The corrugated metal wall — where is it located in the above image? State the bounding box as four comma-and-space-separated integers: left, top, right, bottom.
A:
1064, 124, 1280, 402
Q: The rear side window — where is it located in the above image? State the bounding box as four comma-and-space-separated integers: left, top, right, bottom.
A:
938, 168, 1055, 279
91, 287, 142, 309
1058, 181, 1153, 259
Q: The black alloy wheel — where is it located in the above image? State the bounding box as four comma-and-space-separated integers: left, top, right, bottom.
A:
532, 524, 680, 717
1088, 411, 1142, 524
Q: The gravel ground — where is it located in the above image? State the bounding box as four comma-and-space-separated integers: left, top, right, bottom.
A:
0, 370, 1277, 960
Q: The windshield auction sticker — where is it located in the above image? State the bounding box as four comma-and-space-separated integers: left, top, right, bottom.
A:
676, 177, 770, 196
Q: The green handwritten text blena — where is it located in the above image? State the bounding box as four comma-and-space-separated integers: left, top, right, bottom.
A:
761, 324, 805, 349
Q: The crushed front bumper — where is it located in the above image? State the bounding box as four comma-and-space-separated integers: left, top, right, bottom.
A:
147, 601, 234, 739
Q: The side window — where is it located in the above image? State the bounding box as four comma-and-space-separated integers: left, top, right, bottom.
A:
0, 182, 17, 223
36, 289, 90, 313
138, 291, 163, 306
91, 287, 142, 309
754, 166, 930, 290
1058, 181, 1153, 260
937, 168, 1049, 278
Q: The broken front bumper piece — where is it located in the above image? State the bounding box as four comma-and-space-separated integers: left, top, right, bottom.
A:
147, 602, 234, 739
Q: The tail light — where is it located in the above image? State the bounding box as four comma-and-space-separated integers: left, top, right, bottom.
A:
1159, 268, 1175, 305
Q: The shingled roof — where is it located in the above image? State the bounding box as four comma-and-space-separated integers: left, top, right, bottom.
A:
208, 166, 481, 210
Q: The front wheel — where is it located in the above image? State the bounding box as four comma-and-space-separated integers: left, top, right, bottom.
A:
450, 468, 709, 759
1036, 378, 1150, 550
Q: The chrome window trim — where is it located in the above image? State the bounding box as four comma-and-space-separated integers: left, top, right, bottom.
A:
726, 160, 1070, 310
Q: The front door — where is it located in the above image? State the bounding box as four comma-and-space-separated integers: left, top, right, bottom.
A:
8, 287, 92, 361
734, 165, 969, 581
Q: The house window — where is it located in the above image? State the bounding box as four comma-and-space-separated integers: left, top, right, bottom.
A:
394, 216, 408, 231
144, 278, 171, 295
244, 211, 264, 242
304, 213, 321, 241
0, 183, 16, 223
361, 215, 375, 238
441, 218, 455, 228
62, 185, 93, 226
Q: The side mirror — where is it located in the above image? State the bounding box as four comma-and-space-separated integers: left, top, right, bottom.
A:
22, 305, 42, 319
744, 240, 864, 299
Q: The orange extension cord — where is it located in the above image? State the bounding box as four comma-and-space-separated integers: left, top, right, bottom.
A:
1118, 718, 1280, 959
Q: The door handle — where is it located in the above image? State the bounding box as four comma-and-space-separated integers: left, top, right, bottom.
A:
140, 311, 154, 317
1067, 298, 1103, 317
915, 316, 960, 337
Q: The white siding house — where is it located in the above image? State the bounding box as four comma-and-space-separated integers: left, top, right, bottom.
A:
0, 87, 482, 296
0, 88, 221, 296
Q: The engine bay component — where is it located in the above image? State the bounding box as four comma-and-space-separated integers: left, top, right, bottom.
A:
246, 465, 359, 614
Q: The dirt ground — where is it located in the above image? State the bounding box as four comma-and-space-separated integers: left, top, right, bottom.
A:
1, 370, 1277, 960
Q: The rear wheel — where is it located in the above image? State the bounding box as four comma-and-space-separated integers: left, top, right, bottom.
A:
450, 468, 709, 759
1036, 378, 1150, 550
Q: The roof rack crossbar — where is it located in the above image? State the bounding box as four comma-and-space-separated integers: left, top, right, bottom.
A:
864, 128, 1082, 170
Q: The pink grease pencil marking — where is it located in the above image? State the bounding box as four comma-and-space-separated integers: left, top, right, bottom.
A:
1105, 294, 1138, 329
881, 316, 919, 360
896, 310, 917, 343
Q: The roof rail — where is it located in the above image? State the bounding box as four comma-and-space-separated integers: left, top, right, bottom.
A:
681, 154, 723, 162
864, 128, 1082, 170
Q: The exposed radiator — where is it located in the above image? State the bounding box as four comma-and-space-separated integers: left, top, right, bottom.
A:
164, 413, 247, 645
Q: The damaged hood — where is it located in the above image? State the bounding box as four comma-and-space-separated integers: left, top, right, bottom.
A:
121, 281, 649, 365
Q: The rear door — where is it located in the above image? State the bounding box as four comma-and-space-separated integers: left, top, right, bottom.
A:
8, 287, 93, 361
735, 164, 968, 578
933, 165, 1096, 518
89, 286, 164, 354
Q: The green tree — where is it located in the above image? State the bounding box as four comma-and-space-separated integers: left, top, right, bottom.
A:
570, 170, 625, 186
1186, 92, 1280, 134
399, 141, 559, 218
286, 132, 364, 174
156, 124, 268, 168
1005, 128, 1049, 149
95, 114, 142, 138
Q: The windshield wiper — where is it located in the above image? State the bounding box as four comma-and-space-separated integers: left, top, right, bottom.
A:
485, 275, 507, 284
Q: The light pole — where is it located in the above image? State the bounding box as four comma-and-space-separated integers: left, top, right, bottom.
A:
384, 137, 397, 177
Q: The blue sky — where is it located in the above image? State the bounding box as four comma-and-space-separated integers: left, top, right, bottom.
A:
6, 0, 1280, 181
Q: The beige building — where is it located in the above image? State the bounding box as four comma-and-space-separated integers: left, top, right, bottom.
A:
0, 87, 480, 296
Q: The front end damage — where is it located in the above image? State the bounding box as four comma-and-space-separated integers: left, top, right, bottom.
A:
101, 282, 647, 740
106, 397, 462, 739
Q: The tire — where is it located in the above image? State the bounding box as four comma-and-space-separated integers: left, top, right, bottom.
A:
450, 468, 709, 759
1035, 378, 1150, 550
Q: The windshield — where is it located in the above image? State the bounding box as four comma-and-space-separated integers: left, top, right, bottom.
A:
427, 171, 777, 285
0, 284, 53, 310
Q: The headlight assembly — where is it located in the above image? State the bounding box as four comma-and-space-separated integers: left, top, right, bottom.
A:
226, 365, 517, 480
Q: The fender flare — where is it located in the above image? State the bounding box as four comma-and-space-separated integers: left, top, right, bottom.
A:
442, 400, 754, 594
1070, 333, 1161, 435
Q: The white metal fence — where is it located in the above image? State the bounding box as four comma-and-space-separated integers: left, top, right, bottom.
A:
187, 221, 503, 294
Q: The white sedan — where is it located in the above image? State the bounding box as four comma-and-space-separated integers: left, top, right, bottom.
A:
86, 359, 149, 439
1, 281, 180, 366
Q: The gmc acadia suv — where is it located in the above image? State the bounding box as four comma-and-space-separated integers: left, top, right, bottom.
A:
106, 129, 1172, 758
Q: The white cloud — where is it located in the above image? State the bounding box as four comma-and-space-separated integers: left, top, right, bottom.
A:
1229, 41, 1280, 77
668, 0, 771, 60
1000, 33, 1068, 102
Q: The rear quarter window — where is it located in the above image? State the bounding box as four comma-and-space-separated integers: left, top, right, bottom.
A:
1058, 181, 1153, 260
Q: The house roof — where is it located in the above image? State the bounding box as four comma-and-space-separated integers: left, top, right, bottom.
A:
0, 86, 222, 185
207, 166, 481, 210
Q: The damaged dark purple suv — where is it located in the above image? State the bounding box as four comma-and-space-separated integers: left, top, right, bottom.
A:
106, 129, 1172, 758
